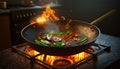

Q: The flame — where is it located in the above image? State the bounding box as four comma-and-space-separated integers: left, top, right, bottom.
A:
32, 6, 59, 24
26, 47, 92, 65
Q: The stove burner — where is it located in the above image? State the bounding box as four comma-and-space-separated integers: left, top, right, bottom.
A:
12, 43, 110, 69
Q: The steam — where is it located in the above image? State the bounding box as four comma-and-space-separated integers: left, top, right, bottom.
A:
45, 21, 60, 33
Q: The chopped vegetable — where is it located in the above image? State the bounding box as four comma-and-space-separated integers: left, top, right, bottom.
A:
52, 36, 62, 42
57, 32, 64, 36
65, 31, 72, 35
53, 42, 65, 47
65, 24, 70, 29
35, 40, 49, 46
65, 19, 72, 29
34, 30, 88, 46
77, 36, 87, 43
41, 34, 47, 39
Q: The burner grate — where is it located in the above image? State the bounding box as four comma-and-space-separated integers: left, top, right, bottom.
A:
12, 43, 110, 69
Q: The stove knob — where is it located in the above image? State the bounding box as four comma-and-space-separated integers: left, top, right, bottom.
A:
32, 12, 34, 16
23, 14, 26, 17
33, 12, 36, 16
14, 24, 17, 27
16, 15, 19, 18
30, 12, 32, 16
19, 14, 22, 18
26, 13, 29, 17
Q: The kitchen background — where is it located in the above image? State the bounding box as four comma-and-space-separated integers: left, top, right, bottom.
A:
5, 0, 120, 36
0, 0, 120, 50
0, 0, 120, 69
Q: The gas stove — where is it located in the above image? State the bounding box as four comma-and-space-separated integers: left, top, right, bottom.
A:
12, 42, 110, 69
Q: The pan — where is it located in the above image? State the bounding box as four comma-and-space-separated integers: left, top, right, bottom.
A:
21, 9, 115, 56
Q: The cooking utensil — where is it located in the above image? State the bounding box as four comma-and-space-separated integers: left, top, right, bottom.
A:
21, 9, 116, 56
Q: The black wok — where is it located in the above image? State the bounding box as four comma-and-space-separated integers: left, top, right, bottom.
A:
21, 9, 115, 56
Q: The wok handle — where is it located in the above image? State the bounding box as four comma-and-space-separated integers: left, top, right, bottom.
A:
90, 9, 116, 25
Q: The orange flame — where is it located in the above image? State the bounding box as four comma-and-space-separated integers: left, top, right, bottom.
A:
26, 47, 92, 65
32, 6, 59, 24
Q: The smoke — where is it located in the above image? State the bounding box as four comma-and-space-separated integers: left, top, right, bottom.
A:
45, 21, 60, 33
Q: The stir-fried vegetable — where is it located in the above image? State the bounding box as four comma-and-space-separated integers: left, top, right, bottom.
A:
77, 36, 88, 43
65, 19, 72, 29
35, 40, 49, 46
34, 30, 88, 47
53, 42, 65, 47
34, 20, 87, 47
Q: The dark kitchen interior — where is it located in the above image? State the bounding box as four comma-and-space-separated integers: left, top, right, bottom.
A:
0, 0, 120, 69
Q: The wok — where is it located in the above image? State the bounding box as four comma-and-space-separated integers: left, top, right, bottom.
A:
21, 9, 115, 56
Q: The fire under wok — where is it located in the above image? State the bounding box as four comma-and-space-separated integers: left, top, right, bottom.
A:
21, 9, 115, 56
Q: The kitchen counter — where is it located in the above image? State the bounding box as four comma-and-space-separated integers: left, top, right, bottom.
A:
0, 33, 120, 69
